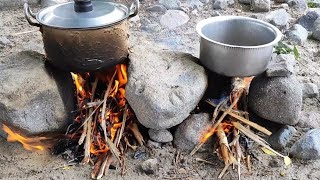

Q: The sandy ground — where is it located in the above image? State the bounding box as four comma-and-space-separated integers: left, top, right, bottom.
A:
1, 1, 320, 180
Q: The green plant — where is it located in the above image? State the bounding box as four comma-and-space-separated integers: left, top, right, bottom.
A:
274, 41, 300, 59
307, 1, 317, 8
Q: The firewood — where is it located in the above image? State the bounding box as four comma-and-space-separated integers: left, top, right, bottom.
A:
129, 123, 145, 146
116, 105, 128, 147
100, 70, 121, 162
190, 89, 244, 156
91, 153, 106, 179
96, 153, 113, 179
217, 124, 233, 165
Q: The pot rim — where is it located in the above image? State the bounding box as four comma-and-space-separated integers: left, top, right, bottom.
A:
196, 16, 283, 49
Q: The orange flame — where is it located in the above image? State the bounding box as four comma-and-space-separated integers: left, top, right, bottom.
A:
2, 124, 48, 151
71, 73, 87, 98
199, 123, 233, 143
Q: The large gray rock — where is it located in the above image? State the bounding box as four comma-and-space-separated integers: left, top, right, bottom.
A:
268, 125, 297, 150
0, 51, 75, 137
126, 43, 207, 130
174, 113, 212, 151
287, 0, 308, 11
312, 18, 320, 41
249, 75, 303, 125
286, 24, 309, 44
148, 129, 173, 143
266, 9, 291, 29
298, 9, 320, 31
302, 83, 319, 98
159, 0, 181, 9
160, 10, 189, 29
251, 0, 270, 12
0, 0, 38, 9
266, 54, 296, 77
290, 128, 320, 159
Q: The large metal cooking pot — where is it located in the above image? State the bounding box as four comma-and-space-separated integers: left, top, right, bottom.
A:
197, 16, 282, 77
24, 0, 139, 72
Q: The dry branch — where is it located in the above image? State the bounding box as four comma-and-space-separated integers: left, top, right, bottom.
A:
190, 89, 244, 156
129, 123, 145, 146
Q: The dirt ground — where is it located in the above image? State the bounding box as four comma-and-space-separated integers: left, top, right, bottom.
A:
1, 1, 320, 180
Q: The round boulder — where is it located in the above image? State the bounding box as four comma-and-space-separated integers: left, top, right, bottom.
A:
248, 75, 302, 125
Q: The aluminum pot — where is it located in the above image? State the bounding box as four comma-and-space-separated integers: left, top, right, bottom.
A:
24, 0, 139, 72
197, 16, 282, 77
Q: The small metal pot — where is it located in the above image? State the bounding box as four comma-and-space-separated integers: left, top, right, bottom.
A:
197, 16, 282, 77
24, 0, 139, 72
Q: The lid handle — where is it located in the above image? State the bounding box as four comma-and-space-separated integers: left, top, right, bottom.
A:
74, 0, 93, 13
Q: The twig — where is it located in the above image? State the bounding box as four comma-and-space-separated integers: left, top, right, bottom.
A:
129, 123, 145, 146
190, 89, 244, 156
96, 153, 112, 179
82, 77, 99, 163
100, 70, 121, 162
195, 158, 215, 166
116, 105, 128, 147
91, 154, 106, 179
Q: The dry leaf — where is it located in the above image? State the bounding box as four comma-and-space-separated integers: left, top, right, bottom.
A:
284, 156, 292, 166
261, 147, 276, 156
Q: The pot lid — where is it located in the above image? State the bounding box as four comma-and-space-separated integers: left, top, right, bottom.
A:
36, 1, 128, 29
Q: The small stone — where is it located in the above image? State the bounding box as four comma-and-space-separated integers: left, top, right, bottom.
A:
159, 0, 181, 9
297, 111, 320, 128
249, 75, 303, 125
266, 9, 290, 29
174, 113, 212, 151
287, 0, 308, 11
286, 24, 308, 44
213, 0, 228, 9
141, 23, 162, 33
141, 158, 159, 174
148, 129, 173, 143
266, 54, 296, 77
312, 18, 320, 41
0, 36, 11, 46
290, 128, 320, 159
146, 5, 167, 13
281, 3, 290, 9
147, 140, 162, 149
252, 0, 271, 12
187, 0, 204, 9
302, 83, 319, 98
239, 0, 251, 5
298, 10, 320, 31
268, 125, 297, 150
41, 0, 71, 7
160, 10, 190, 29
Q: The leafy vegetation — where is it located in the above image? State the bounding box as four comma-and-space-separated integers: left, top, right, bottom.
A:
307, 1, 318, 8
274, 41, 300, 59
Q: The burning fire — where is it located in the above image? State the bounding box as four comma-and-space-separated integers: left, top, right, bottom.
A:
2, 124, 48, 151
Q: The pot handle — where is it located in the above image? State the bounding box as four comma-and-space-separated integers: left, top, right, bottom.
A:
129, 0, 139, 18
24, 3, 41, 27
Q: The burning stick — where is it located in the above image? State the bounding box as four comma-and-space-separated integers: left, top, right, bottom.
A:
91, 153, 106, 179
100, 70, 121, 162
82, 77, 99, 163
190, 89, 244, 156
